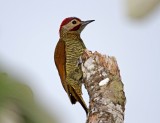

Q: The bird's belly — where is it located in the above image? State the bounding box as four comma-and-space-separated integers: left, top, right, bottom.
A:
65, 42, 85, 77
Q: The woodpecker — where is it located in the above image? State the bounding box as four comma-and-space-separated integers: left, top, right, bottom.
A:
54, 17, 94, 114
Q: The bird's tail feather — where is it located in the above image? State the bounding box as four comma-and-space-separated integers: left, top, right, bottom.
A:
70, 86, 88, 115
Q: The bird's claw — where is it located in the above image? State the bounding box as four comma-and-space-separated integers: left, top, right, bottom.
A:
76, 56, 83, 67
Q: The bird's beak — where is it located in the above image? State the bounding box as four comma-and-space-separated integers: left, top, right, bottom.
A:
79, 20, 95, 32
81, 20, 95, 26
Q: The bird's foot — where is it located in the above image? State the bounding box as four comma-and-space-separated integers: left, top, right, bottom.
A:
76, 56, 83, 67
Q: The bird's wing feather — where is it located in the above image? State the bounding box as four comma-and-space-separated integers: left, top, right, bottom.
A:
54, 39, 77, 104
54, 39, 68, 92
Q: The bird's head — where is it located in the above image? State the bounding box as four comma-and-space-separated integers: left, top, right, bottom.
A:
59, 17, 94, 36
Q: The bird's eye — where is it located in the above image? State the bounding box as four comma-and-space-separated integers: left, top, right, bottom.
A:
72, 20, 77, 24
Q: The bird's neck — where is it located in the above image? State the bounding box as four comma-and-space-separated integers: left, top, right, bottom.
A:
60, 31, 81, 40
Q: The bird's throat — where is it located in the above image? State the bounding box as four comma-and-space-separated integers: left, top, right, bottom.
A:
60, 32, 81, 40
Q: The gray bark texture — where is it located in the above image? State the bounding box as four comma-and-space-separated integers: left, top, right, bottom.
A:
81, 50, 126, 123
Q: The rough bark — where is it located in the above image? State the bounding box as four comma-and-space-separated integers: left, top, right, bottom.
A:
81, 50, 126, 123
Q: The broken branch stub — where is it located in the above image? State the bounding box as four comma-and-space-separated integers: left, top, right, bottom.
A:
81, 50, 126, 123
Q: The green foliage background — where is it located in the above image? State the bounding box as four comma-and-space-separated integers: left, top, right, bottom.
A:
0, 73, 56, 123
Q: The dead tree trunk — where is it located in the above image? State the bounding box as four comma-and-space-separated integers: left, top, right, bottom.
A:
81, 50, 126, 123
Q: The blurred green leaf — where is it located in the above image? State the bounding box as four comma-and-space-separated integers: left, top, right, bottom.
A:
0, 73, 57, 123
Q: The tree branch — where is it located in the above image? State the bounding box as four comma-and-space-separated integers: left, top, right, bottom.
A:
81, 50, 126, 123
